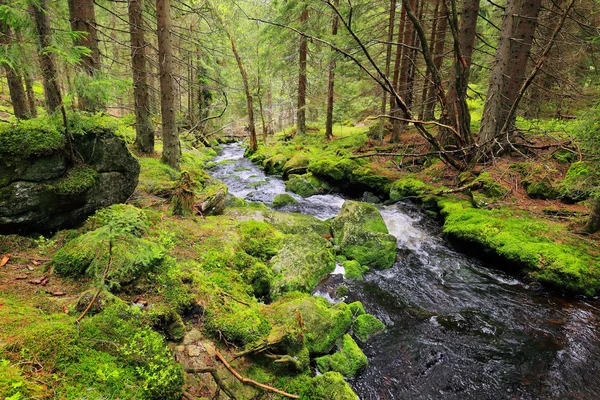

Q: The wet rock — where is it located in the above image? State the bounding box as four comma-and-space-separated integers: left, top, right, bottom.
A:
197, 183, 227, 216
332, 201, 397, 269
272, 193, 298, 208
0, 130, 139, 234
263, 154, 287, 175
315, 334, 368, 378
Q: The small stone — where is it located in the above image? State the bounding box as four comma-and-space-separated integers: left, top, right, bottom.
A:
187, 345, 202, 357
183, 328, 203, 345
200, 341, 216, 357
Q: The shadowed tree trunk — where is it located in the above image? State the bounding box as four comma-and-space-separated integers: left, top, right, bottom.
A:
585, 198, 600, 234
419, 0, 440, 121
30, 0, 61, 114
440, 0, 480, 148
381, 0, 397, 118
67, 0, 102, 112
128, 0, 154, 154
422, 1, 447, 120
389, 4, 407, 142
156, 0, 180, 169
478, 0, 542, 158
24, 73, 37, 118
325, 0, 339, 140
297, 1, 308, 136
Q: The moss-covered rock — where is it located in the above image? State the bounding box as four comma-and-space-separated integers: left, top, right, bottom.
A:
285, 172, 332, 197
309, 158, 360, 182
283, 154, 310, 175
350, 164, 393, 194
389, 178, 434, 201
473, 172, 510, 199
263, 154, 288, 175
559, 161, 599, 203
225, 208, 331, 236
332, 201, 397, 269
343, 259, 368, 280
267, 293, 355, 354
239, 220, 284, 260
273, 193, 299, 208
271, 232, 336, 294
197, 183, 228, 216
286, 371, 358, 399
352, 314, 385, 342
315, 334, 368, 378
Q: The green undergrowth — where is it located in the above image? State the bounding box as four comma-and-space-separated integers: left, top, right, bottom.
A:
438, 197, 600, 295
0, 296, 183, 399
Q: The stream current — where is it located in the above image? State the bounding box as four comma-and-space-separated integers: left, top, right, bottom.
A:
211, 143, 600, 400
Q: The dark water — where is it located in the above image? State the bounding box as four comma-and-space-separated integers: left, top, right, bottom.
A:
211, 143, 600, 400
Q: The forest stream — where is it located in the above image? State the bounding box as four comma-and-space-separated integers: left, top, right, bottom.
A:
211, 143, 600, 400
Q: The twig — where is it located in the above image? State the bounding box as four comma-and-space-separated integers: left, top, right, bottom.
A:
76, 238, 113, 323
214, 348, 300, 399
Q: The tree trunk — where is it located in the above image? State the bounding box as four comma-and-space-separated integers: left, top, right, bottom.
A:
478, 0, 542, 158
156, 0, 180, 169
585, 197, 600, 234
4, 70, 29, 119
30, 0, 61, 114
297, 2, 308, 136
67, 0, 102, 112
389, 5, 407, 142
440, 0, 480, 148
391, 0, 418, 142
24, 72, 37, 118
325, 0, 339, 140
129, 0, 154, 154
381, 0, 397, 117
419, 0, 440, 121
422, 1, 447, 121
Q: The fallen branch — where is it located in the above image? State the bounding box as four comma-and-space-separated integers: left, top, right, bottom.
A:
215, 348, 299, 399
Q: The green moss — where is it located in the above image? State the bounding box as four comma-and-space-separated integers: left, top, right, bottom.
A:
285, 371, 358, 399
389, 177, 434, 201
285, 172, 332, 197
309, 158, 360, 182
239, 220, 284, 260
0, 359, 45, 399
336, 285, 349, 297
351, 164, 393, 194
0, 117, 64, 159
473, 172, 509, 199
226, 208, 331, 236
560, 161, 599, 202
332, 201, 397, 269
48, 165, 99, 196
263, 154, 288, 174
438, 197, 600, 296
271, 232, 336, 294
315, 334, 368, 377
137, 157, 179, 194
343, 259, 368, 280
268, 293, 354, 354
273, 193, 299, 208
348, 301, 366, 317
283, 154, 310, 174
353, 314, 385, 342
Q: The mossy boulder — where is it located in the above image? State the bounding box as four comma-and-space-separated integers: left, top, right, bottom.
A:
271, 232, 336, 294
286, 371, 358, 399
352, 314, 385, 342
559, 161, 599, 203
389, 178, 433, 201
263, 154, 288, 175
285, 172, 332, 197
525, 178, 560, 200
315, 334, 368, 378
283, 154, 310, 175
0, 120, 139, 234
75, 289, 126, 315
473, 172, 510, 199
332, 201, 397, 269
350, 164, 393, 194
309, 158, 359, 182
197, 183, 228, 216
273, 193, 299, 208
225, 208, 331, 236
343, 259, 368, 280
238, 220, 284, 260
267, 294, 355, 354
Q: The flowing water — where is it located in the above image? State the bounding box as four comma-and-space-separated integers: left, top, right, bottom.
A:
211, 143, 600, 400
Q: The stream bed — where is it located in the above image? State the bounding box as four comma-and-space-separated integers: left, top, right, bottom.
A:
211, 143, 600, 400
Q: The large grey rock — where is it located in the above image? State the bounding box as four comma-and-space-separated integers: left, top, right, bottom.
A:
0, 131, 139, 234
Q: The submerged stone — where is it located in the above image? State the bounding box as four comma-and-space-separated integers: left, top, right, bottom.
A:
272, 193, 299, 208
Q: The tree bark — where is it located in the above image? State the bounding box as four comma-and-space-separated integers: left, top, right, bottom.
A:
30, 0, 62, 114
156, 0, 180, 169
129, 0, 154, 154
585, 197, 600, 234
296, 2, 308, 136
419, 0, 440, 121
381, 0, 397, 117
422, 1, 447, 121
389, 5, 408, 142
67, 0, 102, 112
325, 0, 339, 140
24, 72, 37, 118
478, 0, 542, 158
440, 0, 480, 148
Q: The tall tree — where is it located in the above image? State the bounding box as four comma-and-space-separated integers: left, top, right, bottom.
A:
30, 0, 61, 114
128, 0, 154, 154
296, 1, 308, 136
0, 14, 29, 119
156, 0, 180, 169
381, 0, 397, 118
325, 0, 339, 140
478, 0, 543, 157
67, 0, 102, 112
421, 0, 447, 121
